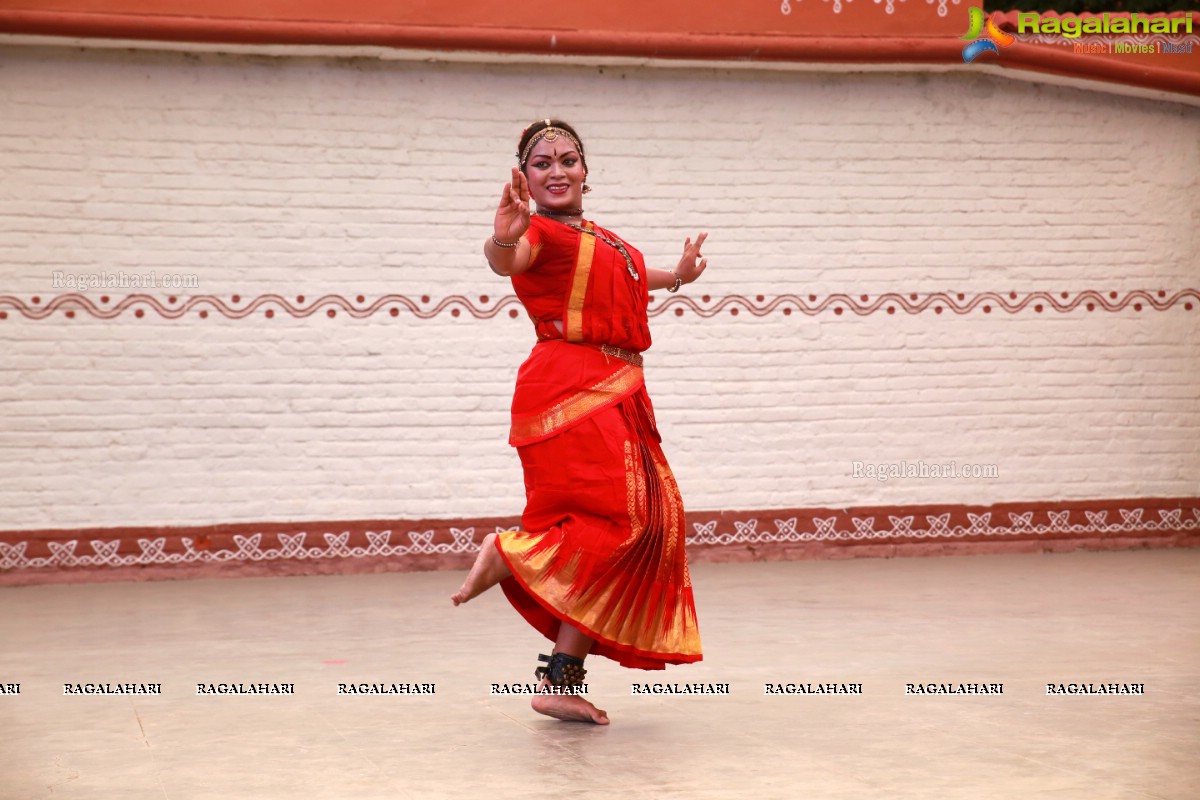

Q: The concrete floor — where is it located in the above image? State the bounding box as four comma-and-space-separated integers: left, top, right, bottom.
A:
1, 549, 1197, 800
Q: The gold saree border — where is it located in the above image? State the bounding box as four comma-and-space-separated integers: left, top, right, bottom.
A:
495, 530, 703, 663
564, 222, 595, 343
509, 363, 643, 446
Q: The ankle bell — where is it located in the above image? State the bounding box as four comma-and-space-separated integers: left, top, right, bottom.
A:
533, 652, 587, 688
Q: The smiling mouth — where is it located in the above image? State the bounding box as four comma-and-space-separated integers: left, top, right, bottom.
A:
547, 184, 570, 193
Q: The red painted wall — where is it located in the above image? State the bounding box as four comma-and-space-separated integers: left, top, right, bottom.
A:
1, 1, 1197, 97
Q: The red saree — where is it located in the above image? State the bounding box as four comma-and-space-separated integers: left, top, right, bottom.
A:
495, 215, 702, 670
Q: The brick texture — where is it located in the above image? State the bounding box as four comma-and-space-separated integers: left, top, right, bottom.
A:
0, 45, 1197, 531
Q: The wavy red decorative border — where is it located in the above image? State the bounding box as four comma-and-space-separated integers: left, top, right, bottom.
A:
2, 497, 1197, 585
0, 289, 1196, 321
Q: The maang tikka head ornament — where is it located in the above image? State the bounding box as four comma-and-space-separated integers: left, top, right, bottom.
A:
518, 120, 591, 193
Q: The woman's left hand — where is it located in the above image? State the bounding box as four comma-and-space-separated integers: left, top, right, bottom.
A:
676, 232, 709, 286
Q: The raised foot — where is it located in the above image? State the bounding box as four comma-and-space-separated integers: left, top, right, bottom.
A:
450, 532, 512, 606
531, 692, 610, 724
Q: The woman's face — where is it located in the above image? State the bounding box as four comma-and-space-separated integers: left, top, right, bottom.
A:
523, 135, 586, 212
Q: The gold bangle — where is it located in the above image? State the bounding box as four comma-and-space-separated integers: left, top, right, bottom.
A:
667, 272, 683, 293
491, 234, 519, 249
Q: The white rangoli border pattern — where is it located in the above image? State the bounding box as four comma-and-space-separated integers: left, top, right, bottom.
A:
1, 506, 1196, 571
685, 507, 1198, 546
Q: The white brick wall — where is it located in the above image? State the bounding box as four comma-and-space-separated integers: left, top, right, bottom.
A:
1, 45, 1197, 530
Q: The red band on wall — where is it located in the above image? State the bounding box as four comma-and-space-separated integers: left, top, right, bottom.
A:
1, 9, 1197, 98
3, 496, 1197, 585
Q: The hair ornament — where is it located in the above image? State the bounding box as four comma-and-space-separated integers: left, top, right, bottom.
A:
519, 125, 586, 171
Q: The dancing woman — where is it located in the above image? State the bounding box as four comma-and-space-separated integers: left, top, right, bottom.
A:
452, 119, 708, 724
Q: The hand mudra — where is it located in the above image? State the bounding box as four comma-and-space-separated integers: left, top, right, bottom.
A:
495, 166, 531, 244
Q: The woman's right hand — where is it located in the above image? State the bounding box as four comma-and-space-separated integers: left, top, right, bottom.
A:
494, 166, 531, 244
485, 167, 535, 277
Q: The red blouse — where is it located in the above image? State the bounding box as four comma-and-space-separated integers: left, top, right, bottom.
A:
507, 215, 657, 447
511, 215, 651, 352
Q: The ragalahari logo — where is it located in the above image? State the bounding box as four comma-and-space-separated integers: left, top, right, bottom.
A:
961, 7, 1016, 62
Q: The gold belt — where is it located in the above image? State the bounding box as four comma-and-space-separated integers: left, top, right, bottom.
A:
599, 343, 643, 368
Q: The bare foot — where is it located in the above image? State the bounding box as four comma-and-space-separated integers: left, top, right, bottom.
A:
532, 691, 610, 724
450, 533, 512, 606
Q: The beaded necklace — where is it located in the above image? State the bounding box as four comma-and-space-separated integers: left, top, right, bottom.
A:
535, 212, 638, 281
